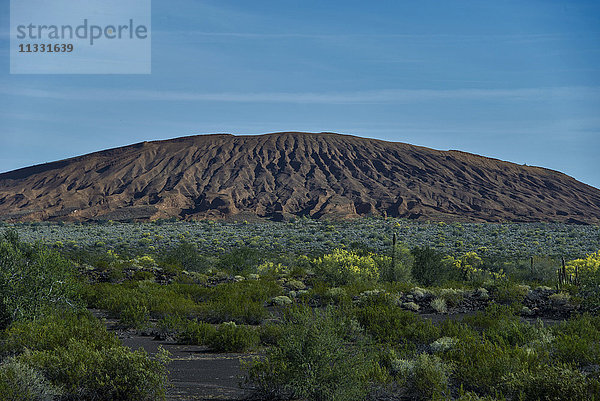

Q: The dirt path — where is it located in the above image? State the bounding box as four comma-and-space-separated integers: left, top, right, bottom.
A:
91, 310, 253, 401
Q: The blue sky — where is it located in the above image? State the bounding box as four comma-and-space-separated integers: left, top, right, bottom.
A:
1, 0, 600, 188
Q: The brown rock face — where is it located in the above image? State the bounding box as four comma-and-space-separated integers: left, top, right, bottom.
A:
0, 132, 598, 223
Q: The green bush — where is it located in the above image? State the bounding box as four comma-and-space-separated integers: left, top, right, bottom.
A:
258, 322, 283, 346
1, 310, 119, 355
199, 279, 281, 324
436, 287, 465, 307
577, 267, 600, 312
501, 363, 600, 401
0, 358, 61, 401
1, 309, 170, 401
83, 282, 200, 327
431, 297, 447, 313
131, 270, 155, 281
394, 353, 452, 400
444, 334, 537, 395
355, 304, 440, 346
380, 245, 413, 283
207, 322, 259, 352
550, 314, 600, 366
462, 304, 535, 347
311, 248, 386, 286
119, 299, 151, 329
244, 306, 376, 401
455, 391, 505, 401
218, 247, 262, 275
177, 319, 217, 345
156, 314, 184, 339
304, 281, 352, 306
162, 241, 214, 273
85, 279, 279, 327
490, 281, 529, 305
411, 247, 453, 286
20, 340, 170, 401
439, 319, 478, 340
0, 231, 80, 327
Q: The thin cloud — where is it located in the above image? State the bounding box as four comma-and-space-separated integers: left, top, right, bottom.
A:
1, 86, 599, 104
155, 30, 573, 43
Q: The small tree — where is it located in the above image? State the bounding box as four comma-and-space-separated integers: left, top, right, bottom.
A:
0, 230, 80, 328
244, 306, 375, 401
411, 246, 449, 286
381, 241, 413, 283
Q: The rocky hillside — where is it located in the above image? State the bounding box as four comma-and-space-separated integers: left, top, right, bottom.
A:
0, 132, 598, 223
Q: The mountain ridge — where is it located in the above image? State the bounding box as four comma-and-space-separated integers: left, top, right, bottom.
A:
1, 132, 598, 223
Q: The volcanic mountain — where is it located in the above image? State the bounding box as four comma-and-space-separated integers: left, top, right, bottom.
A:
0, 132, 599, 223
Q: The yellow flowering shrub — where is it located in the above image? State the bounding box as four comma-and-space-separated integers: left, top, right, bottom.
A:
135, 255, 157, 269
566, 250, 600, 275
443, 252, 505, 282
312, 249, 385, 285
257, 261, 289, 276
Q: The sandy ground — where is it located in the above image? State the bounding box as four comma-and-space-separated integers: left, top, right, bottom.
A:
120, 334, 254, 401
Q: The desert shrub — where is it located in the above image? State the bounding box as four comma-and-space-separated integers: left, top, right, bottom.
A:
501, 363, 600, 401
439, 319, 478, 340
490, 281, 529, 304
120, 300, 151, 329
462, 304, 535, 347
259, 322, 284, 346
20, 340, 170, 401
566, 250, 600, 276
380, 245, 413, 283
131, 270, 154, 281
312, 248, 384, 286
176, 319, 217, 345
577, 267, 600, 312
443, 334, 537, 395
207, 322, 259, 352
0, 358, 61, 401
500, 256, 559, 284
550, 313, 600, 366
244, 306, 376, 401
430, 336, 458, 353
83, 282, 200, 327
1, 308, 169, 401
356, 289, 398, 307
146, 291, 199, 319
548, 292, 570, 305
218, 247, 262, 275
436, 287, 465, 307
257, 261, 289, 277
1, 310, 119, 355
285, 279, 306, 291
403, 301, 420, 311
394, 353, 452, 400
455, 391, 505, 401
411, 247, 453, 286
0, 230, 80, 328
156, 313, 214, 343
271, 295, 293, 306
162, 241, 214, 273
156, 314, 185, 339
446, 252, 507, 284
323, 286, 351, 305
431, 298, 447, 313
199, 279, 281, 324
355, 304, 439, 346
